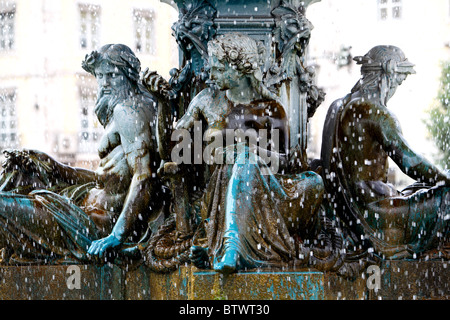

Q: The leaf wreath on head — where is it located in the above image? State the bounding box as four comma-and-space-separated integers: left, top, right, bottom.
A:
81, 50, 100, 75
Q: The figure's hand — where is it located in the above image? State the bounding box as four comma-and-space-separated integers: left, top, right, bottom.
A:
140, 68, 171, 99
156, 161, 180, 183
162, 161, 179, 176
156, 160, 166, 177
87, 234, 122, 260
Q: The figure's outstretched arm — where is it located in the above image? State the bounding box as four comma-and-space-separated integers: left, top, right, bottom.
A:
379, 114, 450, 186
2, 149, 96, 185
175, 98, 201, 131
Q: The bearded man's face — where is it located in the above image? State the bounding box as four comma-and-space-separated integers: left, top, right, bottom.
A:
94, 60, 133, 126
95, 60, 130, 99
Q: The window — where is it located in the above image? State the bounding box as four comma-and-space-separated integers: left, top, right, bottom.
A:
378, 0, 402, 21
0, 3, 15, 52
133, 9, 155, 55
0, 89, 19, 149
79, 4, 101, 50
78, 86, 102, 153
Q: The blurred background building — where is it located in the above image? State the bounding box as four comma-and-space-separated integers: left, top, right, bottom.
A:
0, 0, 449, 187
0, 0, 178, 168
306, 0, 450, 187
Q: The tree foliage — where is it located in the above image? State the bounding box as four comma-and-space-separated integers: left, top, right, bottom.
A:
426, 61, 450, 169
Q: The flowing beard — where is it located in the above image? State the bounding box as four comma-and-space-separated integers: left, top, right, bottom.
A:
95, 84, 133, 127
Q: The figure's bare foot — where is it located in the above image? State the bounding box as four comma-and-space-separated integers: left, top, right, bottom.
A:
213, 248, 238, 274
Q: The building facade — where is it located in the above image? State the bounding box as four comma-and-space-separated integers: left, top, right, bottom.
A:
0, 0, 178, 167
0, 0, 449, 180
306, 0, 450, 186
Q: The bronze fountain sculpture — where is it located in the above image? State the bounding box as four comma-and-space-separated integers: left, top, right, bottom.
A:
0, 2, 447, 290
0, 44, 166, 265
321, 45, 450, 260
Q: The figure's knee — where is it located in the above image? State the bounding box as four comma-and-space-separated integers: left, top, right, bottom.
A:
300, 171, 325, 200
282, 171, 324, 231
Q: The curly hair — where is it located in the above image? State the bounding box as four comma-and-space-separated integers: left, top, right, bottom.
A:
81, 44, 141, 85
207, 33, 277, 100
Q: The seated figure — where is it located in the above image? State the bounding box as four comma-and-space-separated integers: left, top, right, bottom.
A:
321, 45, 450, 260
176, 33, 325, 274
0, 44, 164, 264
